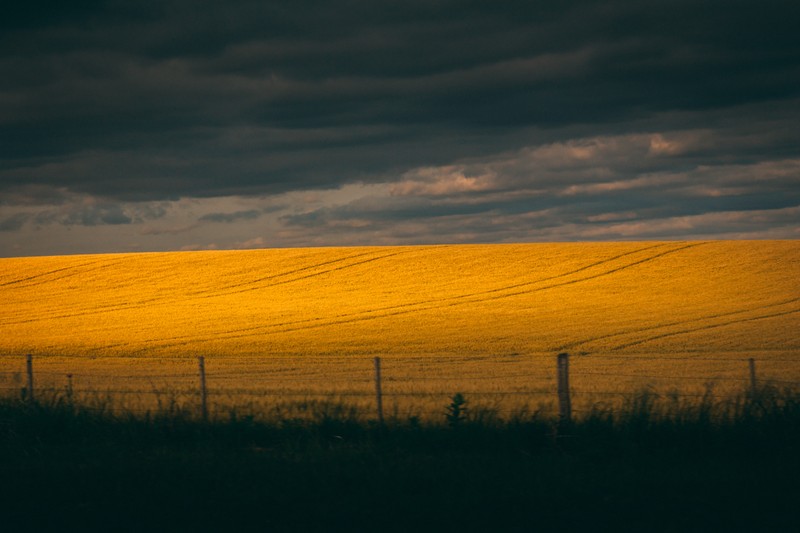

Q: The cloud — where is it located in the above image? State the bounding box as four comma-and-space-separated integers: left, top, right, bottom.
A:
2, 1, 798, 204
575, 205, 800, 240
390, 166, 497, 197
1, 1, 799, 255
0, 192, 170, 232
234, 237, 267, 249
62, 204, 132, 226
179, 243, 220, 251
139, 224, 199, 236
198, 209, 262, 223
0, 213, 30, 232
277, 131, 800, 244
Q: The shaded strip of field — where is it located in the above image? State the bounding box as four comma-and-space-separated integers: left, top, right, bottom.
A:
559, 297, 800, 351
610, 307, 800, 350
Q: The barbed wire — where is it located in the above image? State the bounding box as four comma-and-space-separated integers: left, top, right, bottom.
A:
588, 355, 800, 362
0, 382, 788, 399
571, 371, 750, 381
207, 374, 374, 382
3, 352, 799, 361
5, 370, 796, 384
3, 353, 798, 367
1, 353, 799, 408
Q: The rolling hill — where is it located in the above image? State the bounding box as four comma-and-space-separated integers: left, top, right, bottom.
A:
1, 241, 798, 418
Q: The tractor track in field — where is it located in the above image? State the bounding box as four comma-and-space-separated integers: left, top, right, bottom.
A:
0, 250, 410, 327
557, 297, 800, 351
185, 249, 384, 296
121, 242, 704, 353
0, 297, 170, 327
0, 258, 124, 289
609, 307, 800, 350
189, 249, 413, 298
1, 243, 669, 329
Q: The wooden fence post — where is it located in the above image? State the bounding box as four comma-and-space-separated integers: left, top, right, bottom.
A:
748, 358, 757, 396
557, 352, 571, 425
25, 354, 34, 404
198, 356, 208, 422
66, 373, 73, 403
374, 356, 384, 424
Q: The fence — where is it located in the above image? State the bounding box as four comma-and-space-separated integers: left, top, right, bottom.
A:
2, 352, 799, 423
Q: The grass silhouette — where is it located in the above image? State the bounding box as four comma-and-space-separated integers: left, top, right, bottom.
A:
1, 387, 798, 532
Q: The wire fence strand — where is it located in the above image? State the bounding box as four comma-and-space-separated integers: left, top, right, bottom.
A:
2, 353, 798, 421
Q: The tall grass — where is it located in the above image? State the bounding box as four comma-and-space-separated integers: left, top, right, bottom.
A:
2, 387, 798, 531
3, 381, 799, 429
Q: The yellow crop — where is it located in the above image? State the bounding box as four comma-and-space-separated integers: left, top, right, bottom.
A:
1, 241, 798, 420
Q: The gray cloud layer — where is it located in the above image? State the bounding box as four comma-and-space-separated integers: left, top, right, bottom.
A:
1, 1, 799, 255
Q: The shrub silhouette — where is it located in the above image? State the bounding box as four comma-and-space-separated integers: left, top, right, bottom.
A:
446, 392, 468, 427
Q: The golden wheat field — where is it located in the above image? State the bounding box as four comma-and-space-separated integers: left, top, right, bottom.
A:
1, 241, 799, 420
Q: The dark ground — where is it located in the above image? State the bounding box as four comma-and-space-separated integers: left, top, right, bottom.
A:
1, 396, 799, 532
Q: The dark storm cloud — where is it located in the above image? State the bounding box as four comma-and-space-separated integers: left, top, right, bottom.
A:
279, 129, 800, 241
62, 204, 132, 226
198, 209, 261, 223
0, 1, 798, 254
0, 197, 169, 235
2, 0, 799, 202
5, 205, 132, 229
0, 213, 29, 232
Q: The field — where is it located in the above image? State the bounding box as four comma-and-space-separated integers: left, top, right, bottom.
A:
1, 241, 799, 420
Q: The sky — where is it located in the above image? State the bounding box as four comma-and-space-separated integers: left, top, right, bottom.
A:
1, 0, 799, 257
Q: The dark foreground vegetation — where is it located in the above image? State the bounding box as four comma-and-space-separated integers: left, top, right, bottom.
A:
1, 390, 799, 532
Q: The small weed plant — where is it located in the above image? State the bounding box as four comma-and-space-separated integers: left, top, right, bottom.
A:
446, 392, 468, 427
